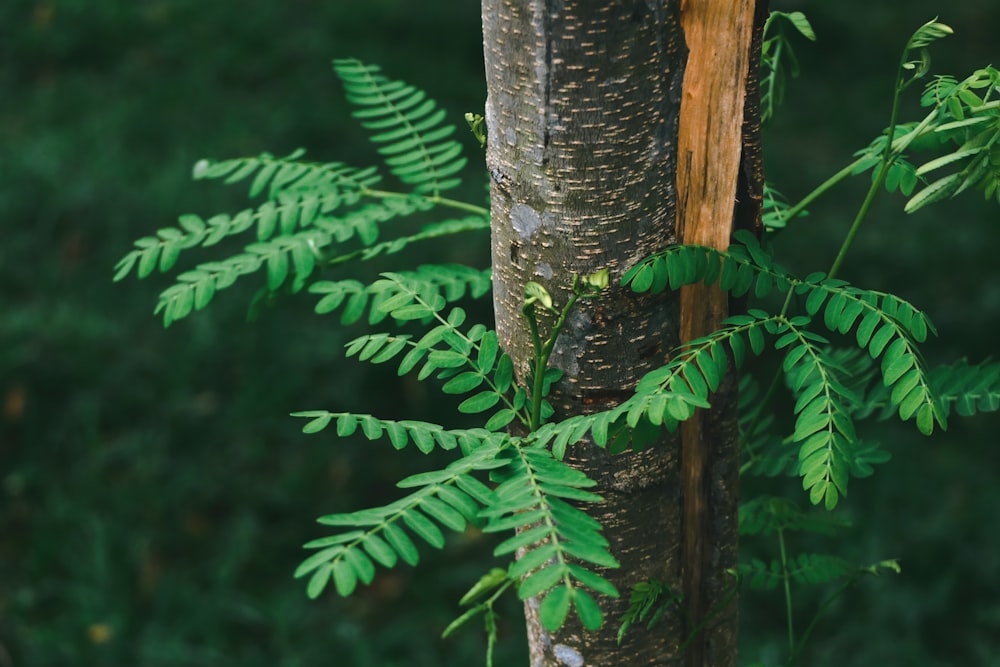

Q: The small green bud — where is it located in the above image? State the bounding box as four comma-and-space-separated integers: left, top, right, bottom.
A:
524, 281, 554, 311
581, 268, 610, 292
465, 112, 487, 150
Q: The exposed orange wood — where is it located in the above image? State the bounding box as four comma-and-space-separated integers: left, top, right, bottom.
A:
676, 1, 757, 665
677, 0, 756, 254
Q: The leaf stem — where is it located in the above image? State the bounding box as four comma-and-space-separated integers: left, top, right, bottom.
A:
789, 576, 854, 665
364, 188, 490, 217
524, 308, 545, 431
527, 291, 581, 431
483, 579, 514, 667
782, 108, 937, 230
782, 161, 859, 222
828, 60, 912, 279
426, 194, 491, 217
778, 527, 796, 661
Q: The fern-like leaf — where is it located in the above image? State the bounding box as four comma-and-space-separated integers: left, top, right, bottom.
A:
760, 11, 816, 126
483, 444, 619, 631
192, 148, 382, 202
623, 230, 790, 301
332, 274, 525, 429
907, 66, 1000, 212
741, 553, 853, 591
329, 216, 490, 265
626, 232, 945, 440
118, 63, 488, 326
342, 321, 513, 418
616, 312, 776, 436
125, 190, 438, 326
864, 357, 1000, 421
761, 182, 808, 231
930, 358, 1000, 417
617, 579, 679, 645
292, 410, 508, 455
112, 151, 383, 287
310, 264, 491, 325
899, 19, 953, 87
739, 496, 852, 538
530, 310, 777, 457
798, 276, 945, 435
778, 322, 859, 509
334, 58, 468, 195
295, 443, 505, 598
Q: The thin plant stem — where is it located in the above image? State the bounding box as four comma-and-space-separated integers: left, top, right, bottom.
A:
778, 528, 796, 661
364, 188, 491, 217
524, 308, 545, 431
527, 291, 581, 430
782, 108, 937, 226
827, 59, 909, 279
790, 577, 855, 665
825, 94, 937, 278
483, 579, 515, 667
783, 161, 860, 223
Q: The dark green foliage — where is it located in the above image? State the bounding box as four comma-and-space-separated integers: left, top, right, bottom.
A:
734, 494, 901, 664
293, 276, 622, 632
293, 411, 504, 453
608, 230, 941, 508
5, 3, 505, 664
761, 184, 802, 231
614, 19, 1000, 661
741, 553, 852, 591
292, 409, 620, 632
846, 65, 1000, 213
484, 445, 619, 631
930, 358, 1000, 417
310, 263, 491, 324
761, 11, 817, 127
617, 579, 679, 644
441, 569, 512, 667
293, 440, 506, 596
114, 61, 489, 326
334, 59, 469, 195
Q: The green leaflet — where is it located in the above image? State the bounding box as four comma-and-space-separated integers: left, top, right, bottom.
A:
617, 225, 946, 507
291, 411, 505, 455
480, 444, 619, 630
293, 428, 617, 633
295, 437, 507, 599
334, 59, 468, 196
761, 11, 816, 126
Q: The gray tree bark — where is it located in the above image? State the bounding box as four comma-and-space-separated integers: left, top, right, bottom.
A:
482, 0, 762, 665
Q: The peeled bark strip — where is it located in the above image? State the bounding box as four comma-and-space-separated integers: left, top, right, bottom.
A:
675, 1, 762, 665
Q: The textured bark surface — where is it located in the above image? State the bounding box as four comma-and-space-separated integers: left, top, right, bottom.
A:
483, 1, 686, 664
482, 0, 762, 664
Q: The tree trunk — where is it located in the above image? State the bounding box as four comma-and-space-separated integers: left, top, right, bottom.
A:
481, 0, 763, 664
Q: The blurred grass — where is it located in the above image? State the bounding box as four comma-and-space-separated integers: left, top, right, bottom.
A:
1, 1, 998, 666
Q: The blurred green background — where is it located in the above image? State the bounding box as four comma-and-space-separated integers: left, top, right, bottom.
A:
1, 1, 997, 665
